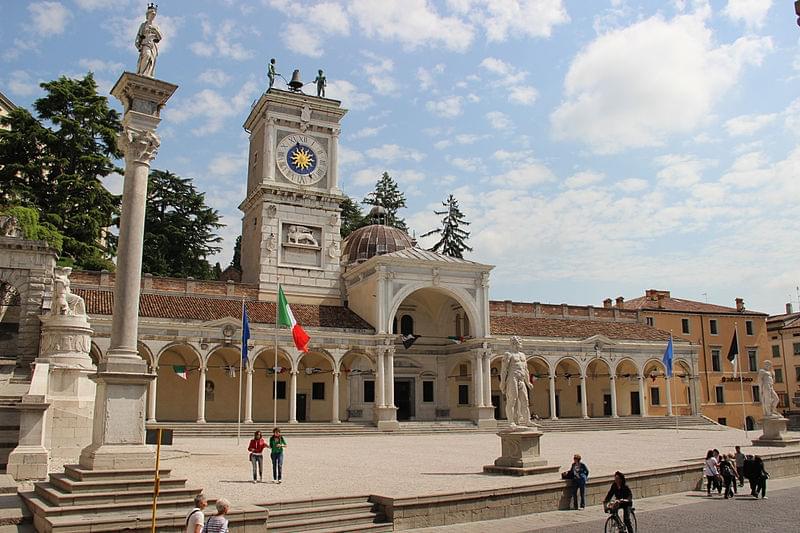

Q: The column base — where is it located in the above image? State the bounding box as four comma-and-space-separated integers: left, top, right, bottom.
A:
483, 427, 560, 476
331, 419, 342, 424
288, 419, 298, 424
752, 417, 800, 447
7, 445, 49, 480
79, 443, 154, 470
375, 406, 399, 431
473, 406, 496, 428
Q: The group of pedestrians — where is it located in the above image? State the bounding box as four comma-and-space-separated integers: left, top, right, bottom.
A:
703, 445, 769, 500
562, 454, 635, 532
185, 494, 230, 533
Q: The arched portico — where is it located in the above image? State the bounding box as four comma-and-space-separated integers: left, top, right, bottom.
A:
155, 343, 203, 422
554, 357, 583, 419
585, 358, 613, 418
340, 350, 375, 422
251, 348, 293, 424
296, 350, 336, 422
387, 285, 484, 341
613, 358, 643, 416
204, 346, 242, 422
643, 359, 669, 416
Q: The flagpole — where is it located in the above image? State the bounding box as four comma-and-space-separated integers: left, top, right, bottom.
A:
237, 298, 244, 446
274, 283, 279, 430
735, 323, 747, 439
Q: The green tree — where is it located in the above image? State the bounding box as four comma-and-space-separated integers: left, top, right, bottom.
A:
142, 169, 223, 279
230, 235, 242, 270
0, 206, 64, 253
362, 172, 407, 231
421, 194, 473, 259
0, 74, 121, 270
339, 196, 364, 237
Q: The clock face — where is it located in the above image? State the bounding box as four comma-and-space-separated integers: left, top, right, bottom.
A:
276, 134, 328, 186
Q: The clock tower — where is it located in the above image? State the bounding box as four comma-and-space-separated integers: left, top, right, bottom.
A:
239, 88, 346, 304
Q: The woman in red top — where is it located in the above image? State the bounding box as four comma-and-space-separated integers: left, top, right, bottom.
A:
247, 430, 267, 483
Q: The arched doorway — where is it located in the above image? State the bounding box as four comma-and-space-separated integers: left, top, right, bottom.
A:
554, 358, 582, 418
340, 351, 375, 422
614, 359, 640, 416
388, 286, 481, 340
0, 281, 20, 359
296, 351, 335, 422
204, 347, 242, 422
156, 343, 202, 421
448, 357, 473, 420
586, 358, 612, 417
746, 416, 755, 431
252, 348, 293, 423
643, 360, 668, 416
675, 360, 694, 416
527, 357, 550, 419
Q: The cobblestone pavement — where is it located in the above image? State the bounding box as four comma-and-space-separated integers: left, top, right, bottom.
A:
153, 426, 797, 506
412, 475, 800, 532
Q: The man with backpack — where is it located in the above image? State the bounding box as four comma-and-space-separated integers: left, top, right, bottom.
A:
185, 493, 208, 533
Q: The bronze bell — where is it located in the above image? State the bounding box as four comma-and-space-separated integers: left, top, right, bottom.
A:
288, 69, 303, 92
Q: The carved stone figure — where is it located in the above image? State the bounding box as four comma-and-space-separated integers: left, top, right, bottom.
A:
314, 69, 326, 98
286, 225, 318, 246
50, 267, 86, 318
135, 4, 162, 78
499, 336, 533, 427
0, 215, 21, 238
120, 126, 160, 164
758, 360, 780, 418
267, 58, 278, 89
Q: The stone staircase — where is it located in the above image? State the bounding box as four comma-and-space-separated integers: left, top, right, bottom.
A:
535, 415, 719, 432
20, 465, 267, 532
262, 495, 391, 533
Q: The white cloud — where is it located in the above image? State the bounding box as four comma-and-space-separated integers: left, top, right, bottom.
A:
655, 154, 716, 188
350, 125, 385, 139
426, 96, 463, 118
417, 64, 445, 90
191, 18, 254, 60
327, 79, 373, 110
509, 86, 538, 105
6, 71, 40, 97
365, 144, 425, 162
449, 157, 484, 172
478, 0, 570, 41
348, 0, 475, 52
76, 0, 127, 9
28, 2, 71, 35
489, 162, 556, 188
719, 150, 772, 188
282, 23, 325, 57
564, 171, 604, 188
486, 111, 513, 130
616, 178, 649, 193
198, 69, 232, 88
783, 97, 800, 137
208, 152, 245, 177
338, 145, 364, 167
723, 0, 772, 29
166, 80, 259, 136
551, 11, 773, 153
479, 57, 527, 84
723, 113, 777, 137
274, 1, 349, 57
349, 166, 424, 187
362, 51, 398, 95
78, 58, 125, 74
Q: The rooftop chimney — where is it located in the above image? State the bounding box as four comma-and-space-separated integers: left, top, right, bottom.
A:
603, 298, 613, 309
787, 303, 794, 314
616, 296, 625, 309
735, 298, 745, 312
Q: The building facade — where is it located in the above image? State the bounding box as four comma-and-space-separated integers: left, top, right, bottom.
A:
623, 289, 770, 429
766, 305, 800, 417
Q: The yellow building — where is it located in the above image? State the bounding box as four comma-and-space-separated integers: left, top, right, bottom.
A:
767, 304, 800, 421
622, 290, 769, 430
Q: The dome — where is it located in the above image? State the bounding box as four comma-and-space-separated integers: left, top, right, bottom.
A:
342, 224, 415, 264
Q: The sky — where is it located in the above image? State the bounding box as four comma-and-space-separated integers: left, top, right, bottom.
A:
2, 0, 799, 315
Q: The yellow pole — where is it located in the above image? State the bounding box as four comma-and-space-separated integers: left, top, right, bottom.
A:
151, 428, 162, 533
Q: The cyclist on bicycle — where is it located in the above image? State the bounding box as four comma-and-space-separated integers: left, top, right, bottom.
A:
603, 471, 634, 532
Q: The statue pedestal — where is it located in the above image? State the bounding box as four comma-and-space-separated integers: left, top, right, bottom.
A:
375, 406, 399, 431
483, 427, 560, 476
473, 406, 497, 429
751, 416, 800, 447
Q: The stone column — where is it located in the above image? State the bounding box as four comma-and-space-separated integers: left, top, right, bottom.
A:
7, 363, 50, 480
80, 72, 177, 470
665, 376, 673, 416
549, 374, 558, 420
482, 353, 491, 409
329, 127, 340, 192
196, 366, 207, 423
580, 374, 589, 419
264, 117, 276, 182
386, 348, 395, 408
638, 375, 647, 416
289, 370, 298, 424
331, 371, 340, 423
375, 345, 398, 431
244, 369, 253, 424
473, 352, 484, 408
609, 375, 618, 418
146, 369, 157, 423
375, 350, 385, 408
472, 348, 496, 428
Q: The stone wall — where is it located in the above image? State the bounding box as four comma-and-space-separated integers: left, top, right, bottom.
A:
71, 270, 259, 299
372, 450, 800, 530
489, 300, 642, 323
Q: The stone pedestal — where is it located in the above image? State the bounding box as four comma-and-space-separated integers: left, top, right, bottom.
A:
375, 406, 399, 431
751, 416, 800, 447
473, 406, 497, 429
483, 427, 560, 476
7, 384, 50, 480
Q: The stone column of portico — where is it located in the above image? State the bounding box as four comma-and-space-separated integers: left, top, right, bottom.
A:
146, 370, 157, 423
580, 374, 589, 419
375, 350, 385, 408
79, 72, 177, 470
665, 376, 674, 416
482, 353, 491, 408
288, 370, 298, 423
609, 375, 619, 418
329, 127, 340, 192
196, 366, 206, 423
638, 375, 647, 416
472, 348, 496, 428
375, 345, 398, 430
549, 374, 558, 420
331, 371, 341, 423
244, 369, 254, 424
473, 352, 484, 408
386, 348, 395, 408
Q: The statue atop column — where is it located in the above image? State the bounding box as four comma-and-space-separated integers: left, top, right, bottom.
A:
50, 267, 86, 318
135, 3, 162, 78
758, 360, 780, 418
268, 58, 278, 90
314, 69, 326, 97
499, 336, 533, 427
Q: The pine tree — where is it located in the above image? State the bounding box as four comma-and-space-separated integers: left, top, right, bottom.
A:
339, 196, 364, 237
362, 172, 407, 231
421, 194, 473, 258
230, 235, 242, 270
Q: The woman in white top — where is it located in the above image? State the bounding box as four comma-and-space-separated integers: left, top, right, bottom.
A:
703, 449, 720, 496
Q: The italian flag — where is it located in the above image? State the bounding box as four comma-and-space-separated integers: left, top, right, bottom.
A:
277, 286, 310, 352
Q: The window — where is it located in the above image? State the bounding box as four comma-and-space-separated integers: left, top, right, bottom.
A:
778, 392, 789, 408
793, 342, 800, 356
752, 385, 760, 403
392, 317, 397, 334
681, 318, 690, 334
795, 366, 800, 382
709, 320, 718, 335
711, 349, 721, 372
775, 368, 783, 384
312, 382, 325, 400
745, 320, 754, 336
748, 349, 758, 372
458, 384, 469, 405
577, 385, 582, 404
650, 387, 660, 406
363, 380, 375, 403
646, 317, 654, 327
459, 364, 468, 376
772, 345, 781, 358
718, 417, 727, 426
423, 381, 434, 403
715, 386, 725, 404
400, 315, 414, 335
272, 381, 287, 400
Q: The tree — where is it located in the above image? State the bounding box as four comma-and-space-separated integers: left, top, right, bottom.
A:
0, 74, 121, 270
362, 172, 407, 231
421, 194, 473, 259
0, 206, 64, 253
230, 235, 242, 270
339, 196, 364, 238
142, 169, 223, 279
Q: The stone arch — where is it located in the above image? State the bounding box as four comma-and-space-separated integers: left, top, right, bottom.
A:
585, 358, 612, 418
525, 354, 553, 376
642, 359, 668, 415
339, 349, 374, 372
611, 357, 639, 376
553, 356, 582, 418
204, 345, 242, 422
340, 349, 377, 423
155, 342, 204, 422
295, 349, 336, 422
447, 353, 474, 420
0, 269, 30, 364
388, 283, 483, 338
251, 347, 294, 423
89, 342, 103, 366
251, 346, 294, 372
137, 341, 154, 368
614, 358, 641, 416
155, 341, 203, 367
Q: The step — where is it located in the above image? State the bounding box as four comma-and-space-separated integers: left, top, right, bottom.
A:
267, 501, 376, 523
62, 465, 172, 482
267, 511, 384, 533
312, 523, 393, 533
262, 494, 372, 511
34, 482, 201, 507
20, 491, 198, 519
48, 473, 188, 494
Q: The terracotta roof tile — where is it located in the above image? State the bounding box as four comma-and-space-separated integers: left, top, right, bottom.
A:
74, 288, 373, 331
624, 296, 767, 316
490, 315, 670, 341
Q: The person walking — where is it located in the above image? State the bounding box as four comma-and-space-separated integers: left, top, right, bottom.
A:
247, 430, 267, 483
202, 498, 230, 533
747, 455, 769, 499
269, 427, 287, 483
703, 449, 719, 496
185, 493, 207, 533
718, 454, 736, 499
603, 471, 634, 533
563, 454, 590, 510
734, 446, 746, 488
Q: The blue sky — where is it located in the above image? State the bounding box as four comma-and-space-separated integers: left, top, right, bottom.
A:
2, 0, 799, 315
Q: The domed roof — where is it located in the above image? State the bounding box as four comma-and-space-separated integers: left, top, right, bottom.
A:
342, 224, 415, 264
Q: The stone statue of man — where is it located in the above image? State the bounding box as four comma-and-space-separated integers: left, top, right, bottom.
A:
268, 58, 278, 89
314, 69, 326, 98
499, 336, 533, 427
50, 267, 86, 318
758, 360, 780, 418
135, 4, 162, 78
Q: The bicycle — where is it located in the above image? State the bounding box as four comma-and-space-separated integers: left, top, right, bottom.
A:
604, 501, 637, 533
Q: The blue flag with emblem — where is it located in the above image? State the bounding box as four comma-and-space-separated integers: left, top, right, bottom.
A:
662, 335, 673, 377
241, 301, 250, 366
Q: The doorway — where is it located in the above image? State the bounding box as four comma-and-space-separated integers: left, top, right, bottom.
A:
492, 394, 501, 420
296, 393, 307, 422
555, 394, 561, 418
394, 378, 415, 420
603, 394, 612, 416
630, 392, 641, 415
